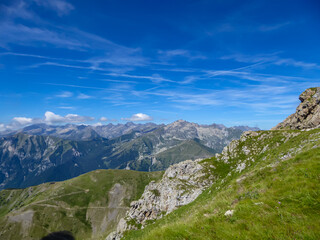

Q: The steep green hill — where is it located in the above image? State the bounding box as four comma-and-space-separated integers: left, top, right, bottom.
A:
128, 139, 215, 171
123, 129, 320, 239
0, 169, 163, 240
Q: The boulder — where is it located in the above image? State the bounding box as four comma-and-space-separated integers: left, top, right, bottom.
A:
272, 87, 320, 130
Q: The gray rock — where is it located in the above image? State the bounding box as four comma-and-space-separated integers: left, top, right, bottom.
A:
107, 159, 214, 239
273, 87, 320, 130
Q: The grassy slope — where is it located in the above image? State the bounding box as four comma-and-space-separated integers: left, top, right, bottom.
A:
0, 169, 163, 240
129, 139, 215, 172
124, 129, 320, 239
154, 139, 215, 168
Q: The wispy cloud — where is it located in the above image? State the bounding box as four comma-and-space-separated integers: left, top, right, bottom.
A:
158, 49, 206, 61
0, 52, 86, 63
77, 93, 92, 99
1, 0, 35, 20
57, 106, 75, 110
105, 73, 176, 83
43, 83, 109, 90
43, 82, 138, 98
0, 0, 148, 69
122, 113, 153, 121
223, 54, 320, 70
100, 79, 139, 84
136, 83, 304, 115
0, 22, 87, 49
2, 0, 74, 19
33, 0, 74, 16
259, 22, 291, 32
56, 91, 73, 98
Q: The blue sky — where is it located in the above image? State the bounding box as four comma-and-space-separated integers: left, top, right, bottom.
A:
0, 0, 320, 130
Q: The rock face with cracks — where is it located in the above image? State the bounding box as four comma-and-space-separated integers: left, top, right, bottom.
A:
107, 159, 215, 240
273, 87, 320, 130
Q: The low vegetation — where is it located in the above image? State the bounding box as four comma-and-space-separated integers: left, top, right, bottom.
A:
123, 129, 320, 239
0, 169, 163, 240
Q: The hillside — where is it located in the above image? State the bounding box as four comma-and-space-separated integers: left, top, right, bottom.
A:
105, 87, 320, 239
120, 128, 320, 240
0, 169, 163, 240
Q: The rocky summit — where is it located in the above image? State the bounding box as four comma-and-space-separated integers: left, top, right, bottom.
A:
273, 87, 320, 130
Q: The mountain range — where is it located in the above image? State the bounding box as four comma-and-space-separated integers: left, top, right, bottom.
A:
0, 122, 162, 141
0, 120, 258, 189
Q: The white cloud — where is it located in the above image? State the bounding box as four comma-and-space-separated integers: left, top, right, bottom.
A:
44, 111, 65, 123
44, 111, 94, 124
12, 117, 33, 125
77, 93, 92, 99
122, 113, 153, 122
99, 117, 108, 122
56, 91, 73, 98
0, 111, 96, 130
0, 124, 6, 131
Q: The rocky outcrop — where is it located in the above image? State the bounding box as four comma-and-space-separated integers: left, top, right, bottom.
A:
107, 159, 215, 240
273, 87, 320, 130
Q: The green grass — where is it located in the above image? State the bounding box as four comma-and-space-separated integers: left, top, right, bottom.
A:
123, 129, 320, 239
0, 169, 163, 240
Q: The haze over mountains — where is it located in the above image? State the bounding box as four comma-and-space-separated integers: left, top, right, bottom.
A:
0, 120, 258, 190
0, 122, 162, 141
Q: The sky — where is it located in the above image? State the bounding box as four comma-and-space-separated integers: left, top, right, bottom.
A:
0, 0, 320, 130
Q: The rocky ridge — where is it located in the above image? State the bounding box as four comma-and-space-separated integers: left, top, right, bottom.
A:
107, 159, 215, 240
273, 87, 320, 130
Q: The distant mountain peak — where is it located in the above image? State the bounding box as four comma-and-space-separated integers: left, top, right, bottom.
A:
174, 119, 188, 123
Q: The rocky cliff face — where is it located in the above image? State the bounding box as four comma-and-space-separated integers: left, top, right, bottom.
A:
273, 87, 320, 130
107, 159, 215, 240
